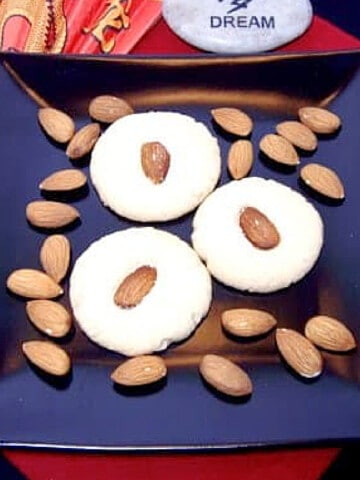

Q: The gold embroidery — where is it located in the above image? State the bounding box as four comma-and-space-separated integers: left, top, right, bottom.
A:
83, 0, 132, 53
0, 0, 66, 53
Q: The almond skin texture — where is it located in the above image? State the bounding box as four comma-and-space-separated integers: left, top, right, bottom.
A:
298, 107, 341, 134
199, 354, 252, 397
222, 308, 277, 337
114, 266, 157, 308
7, 269, 63, 299
38, 107, 75, 143
259, 133, 299, 166
211, 108, 253, 136
22, 340, 71, 376
276, 121, 317, 151
300, 163, 345, 200
26, 300, 72, 338
66, 123, 101, 159
39, 169, 87, 192
26, 200, 80, 228
141, 141, 170, 184
227, 140, 254, 179
40, 234, 71, 283
239, 206, 280, 250
89, 95, 134, 123
305, 315, 356, 352
276, 328, 323, 379
111, 355, 167, 386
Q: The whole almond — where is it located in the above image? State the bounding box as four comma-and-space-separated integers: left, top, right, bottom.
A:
66, 123, 101, 159
227, 140, 254, 179
111, 355, 167, 386
211, 107, 253, 136
299, 106, 341, 134
22, 340, 71, 376
305, 315, 356, 352
276, 121, 317, 151
26, 300, 72, 338
38, 107, 75, 143
40, 234, 71, 283
275, 328, 323, 378
239, 207, 280, 249
39, 169, 87, 192
221, 308, 277, 337
7, 269, 63, 299
141, 142, 170, 184
114, 265, 157, 308
26, 200, 80, 228
259, 133, 299, 166
199, 354, 252, 397
300, 163, 345, 200
89, 95, 134, 123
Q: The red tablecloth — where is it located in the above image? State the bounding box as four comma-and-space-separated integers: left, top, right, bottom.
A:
3, 12, 360, 480
4, 447, 340, 480
132, 15, 360, 54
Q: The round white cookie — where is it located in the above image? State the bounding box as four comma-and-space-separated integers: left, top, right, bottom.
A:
90, 111, 221, 222
191, 178, 324, 293
69, 227, 212, 356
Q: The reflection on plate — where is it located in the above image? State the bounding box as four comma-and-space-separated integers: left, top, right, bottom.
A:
0, 50, 360, 450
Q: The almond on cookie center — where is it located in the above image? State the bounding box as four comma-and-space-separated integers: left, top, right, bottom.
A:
239, 206, 280, 250
141, 141, 170, 184
114, 265, 157, 308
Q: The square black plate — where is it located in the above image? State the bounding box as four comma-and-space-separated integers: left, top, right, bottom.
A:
1, 50, 360, 450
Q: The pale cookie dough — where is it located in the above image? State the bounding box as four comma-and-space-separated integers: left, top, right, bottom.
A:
191, 178, 324, 293
90, 111, 221, 222
69, 227, 212, 356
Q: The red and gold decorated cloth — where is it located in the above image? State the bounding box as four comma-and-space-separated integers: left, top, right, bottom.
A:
0, 0, 162, 54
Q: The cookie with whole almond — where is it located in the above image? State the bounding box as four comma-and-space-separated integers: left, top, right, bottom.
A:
191, 177, 323, 293
69, 227, 212, 356
89, 111, 221, 222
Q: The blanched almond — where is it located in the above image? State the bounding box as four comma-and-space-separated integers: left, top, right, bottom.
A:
199, 354, 252, 397
259, 133, 299, 166
22, 340, 71, 376
114, 265, 157, 308
299, 107, 341, 134
66, 123, 101, 159
239, 207, 280, 249
227, 140, 254, 179
38, 107, 75, 143
276, 328, 323, 378
7, 269, 63, 299
305, 315, 356, 352
300, 163, 345, 200
211, 107, 253, 136
111, 355, 167, 386
89, 95, 134, 123
40, 234, 71, 283
39, 169, 87, 192
141, 142, 170, 184
276, 121, 317, 151
26, 300, 72, 338
26, 200, 80, 228
221, 308, 277, 337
